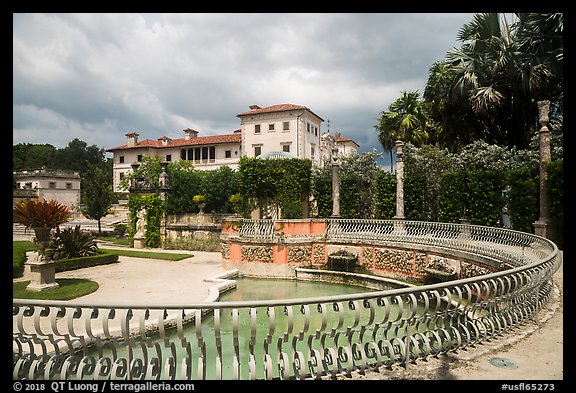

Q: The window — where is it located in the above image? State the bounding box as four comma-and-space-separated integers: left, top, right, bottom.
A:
209, 146, 216, 161
187, 149, 194, 161
202, 147, 209, 161
195, 147, 201, 162
282, 144, 290, 153
315, 127, 318, 136
225, 150, 232, 158
181, 149, 187, 160
119, 172, 125, 181
283, 121, 289, 131
166, 154, 172, 162
255, 124, 261, 134
66, 182, 72, 190
311, 146, 315, 160
254, 146, 262, 157
137, 155, 143, 162
49, 182, 56, 189
268, 123, 275, 131
119, 156, 125, 163
307, 123, 310, 133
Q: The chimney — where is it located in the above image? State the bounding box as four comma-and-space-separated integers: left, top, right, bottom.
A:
249, 105, 261, 110
159, 136, 172, 146
126, 132, 139, 147
183, 128, 198, 140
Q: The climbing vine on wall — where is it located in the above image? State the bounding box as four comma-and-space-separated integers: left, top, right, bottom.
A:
128, 193, 165, 248
238, 157, 312, 219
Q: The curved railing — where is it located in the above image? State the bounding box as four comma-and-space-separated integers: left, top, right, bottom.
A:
13, 219, 561, 380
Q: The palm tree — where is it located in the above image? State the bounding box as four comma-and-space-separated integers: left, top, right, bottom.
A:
444, 13, 561, 149
515, 13, 563, 104
375, 90, 435, 171
374, 117, 398, 173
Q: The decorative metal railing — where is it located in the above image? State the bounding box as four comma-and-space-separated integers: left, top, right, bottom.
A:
13, 219, 561, 380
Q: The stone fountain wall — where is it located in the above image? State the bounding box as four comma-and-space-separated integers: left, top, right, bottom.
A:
221, 235, 498, 282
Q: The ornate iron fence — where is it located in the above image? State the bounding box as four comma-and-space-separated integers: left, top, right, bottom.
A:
13, 219, 561, 380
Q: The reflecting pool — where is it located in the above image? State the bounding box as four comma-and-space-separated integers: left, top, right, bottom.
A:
87, 277, 433, 380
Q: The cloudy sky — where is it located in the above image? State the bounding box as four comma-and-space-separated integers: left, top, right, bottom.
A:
13, 13, 477, 165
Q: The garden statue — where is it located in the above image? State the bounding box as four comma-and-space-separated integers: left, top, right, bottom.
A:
135, 207, 147, 238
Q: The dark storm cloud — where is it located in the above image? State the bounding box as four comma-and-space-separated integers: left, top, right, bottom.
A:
13, 13, 475, 159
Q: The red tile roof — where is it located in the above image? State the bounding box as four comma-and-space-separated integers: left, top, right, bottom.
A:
237, 103, 324, 121
106, 132, 241, 152
336, 137, 360, 147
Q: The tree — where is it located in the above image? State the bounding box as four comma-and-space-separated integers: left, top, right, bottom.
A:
13, 143, 58, 170
424, 61, 483, 152
375, 91, 438, 171
165, 161, 203, 215
81, 166, 114, 234
312, 152, 381, 219
441, 13, 562, 150
56, 138, 107, 173
200, 166, 239, 213
238, 157, 311, 219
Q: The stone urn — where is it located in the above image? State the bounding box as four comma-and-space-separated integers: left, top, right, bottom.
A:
13, 199, 71, 291
26, 227, 59, 291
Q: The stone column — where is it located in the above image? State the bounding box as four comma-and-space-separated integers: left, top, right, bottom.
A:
393, 140, 405, 220
159, 161, 170, 244
331, 148, 341, 218
533, 100, 553, 239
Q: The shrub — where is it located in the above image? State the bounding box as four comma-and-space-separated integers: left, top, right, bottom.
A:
506, 166, 538, 233
55, 252, 119, 272
192, 194, 207, 204
113, 223, 127, 238
47, 225, 99, 261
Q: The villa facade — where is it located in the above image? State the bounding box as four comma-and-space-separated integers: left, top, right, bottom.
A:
106, 103, 359, 193
13, 169, 81, 213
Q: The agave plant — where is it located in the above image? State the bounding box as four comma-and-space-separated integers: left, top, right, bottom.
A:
47, 225, 99, 261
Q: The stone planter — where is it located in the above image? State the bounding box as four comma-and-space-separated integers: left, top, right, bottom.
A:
26, 227, 59, 291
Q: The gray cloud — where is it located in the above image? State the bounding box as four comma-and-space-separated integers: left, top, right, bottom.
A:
13, 12, 475, 164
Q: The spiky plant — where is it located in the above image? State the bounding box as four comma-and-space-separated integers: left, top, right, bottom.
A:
13, 199, 72, 260
13, 199, 72, 230
47, 225, 99, 261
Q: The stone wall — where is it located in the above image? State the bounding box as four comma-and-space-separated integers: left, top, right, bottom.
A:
220, 219, 503, 281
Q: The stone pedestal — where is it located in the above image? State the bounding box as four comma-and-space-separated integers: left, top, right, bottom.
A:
25, 255, 59, 292
133, 237, 146, 249
533, 219, 554, 240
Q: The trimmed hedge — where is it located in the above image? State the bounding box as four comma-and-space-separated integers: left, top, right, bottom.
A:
55, 252, 119, 272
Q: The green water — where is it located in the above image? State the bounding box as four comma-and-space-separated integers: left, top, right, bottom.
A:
87, 278, 434, 380
221, 277, 371, 301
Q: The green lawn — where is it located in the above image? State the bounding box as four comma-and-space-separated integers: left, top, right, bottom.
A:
13, 240, 35, 278
13, 278, 99, 300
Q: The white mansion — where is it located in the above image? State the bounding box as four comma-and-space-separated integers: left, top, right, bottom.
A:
106, 103, 359, 192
